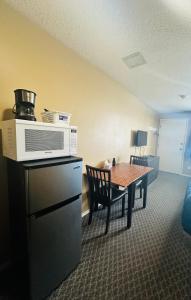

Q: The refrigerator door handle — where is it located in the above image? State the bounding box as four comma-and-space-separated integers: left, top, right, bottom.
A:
32, 194, 81, 219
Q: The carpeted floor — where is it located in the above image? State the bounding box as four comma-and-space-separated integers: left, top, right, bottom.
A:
48, 172, 191, 300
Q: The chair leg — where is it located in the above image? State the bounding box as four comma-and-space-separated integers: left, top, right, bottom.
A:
121, 196, 125, 217
132, 187, 136, 208
140, 185, 142, 198
105, 206, 111, 234
88, 200, 94, 225
94, 201, 98, 211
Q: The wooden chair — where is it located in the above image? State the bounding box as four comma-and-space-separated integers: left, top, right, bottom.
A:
130, 155, 148, 207
86, 165, 127, 234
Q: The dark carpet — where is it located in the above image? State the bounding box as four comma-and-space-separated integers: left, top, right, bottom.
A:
49, 172, 191, 300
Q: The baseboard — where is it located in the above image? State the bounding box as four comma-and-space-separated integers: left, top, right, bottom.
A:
181, 173, 191, 178
82, 203, 102, 218
82, 209, 89, 218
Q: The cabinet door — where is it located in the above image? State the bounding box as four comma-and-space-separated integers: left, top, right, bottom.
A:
27, 162, 82, 214
27, 197, 81, 300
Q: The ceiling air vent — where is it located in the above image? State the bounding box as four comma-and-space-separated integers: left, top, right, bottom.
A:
122, 52, 146, 69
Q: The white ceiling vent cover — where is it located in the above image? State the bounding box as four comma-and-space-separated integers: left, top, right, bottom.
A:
123, 52, 146, 69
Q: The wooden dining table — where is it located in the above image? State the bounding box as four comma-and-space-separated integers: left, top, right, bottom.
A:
110, 163, 153, 229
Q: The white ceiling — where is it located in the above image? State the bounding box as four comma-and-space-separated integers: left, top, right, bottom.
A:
5, 0, 191, 113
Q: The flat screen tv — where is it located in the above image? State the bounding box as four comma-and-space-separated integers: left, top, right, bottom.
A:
135, 130, 148, 146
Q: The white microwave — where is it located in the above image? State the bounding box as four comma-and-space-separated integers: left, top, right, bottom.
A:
1, 119, 78, 161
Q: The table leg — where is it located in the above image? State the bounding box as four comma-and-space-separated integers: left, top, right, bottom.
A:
127, 183, 135, 229
143, 174, 148, 208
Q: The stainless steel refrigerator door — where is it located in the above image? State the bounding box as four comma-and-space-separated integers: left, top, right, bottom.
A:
27, 161, 82, 215
27, 196, 81, 300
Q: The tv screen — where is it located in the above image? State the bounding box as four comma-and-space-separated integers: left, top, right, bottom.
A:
135, 130, 147, 146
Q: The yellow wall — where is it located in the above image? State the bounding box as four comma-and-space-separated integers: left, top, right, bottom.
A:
0, 2, 159, 265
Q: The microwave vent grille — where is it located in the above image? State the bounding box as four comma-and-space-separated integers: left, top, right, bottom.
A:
25, 129, 64, 152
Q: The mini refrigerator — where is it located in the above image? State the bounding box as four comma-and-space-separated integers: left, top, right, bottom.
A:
7, 156, 82, 300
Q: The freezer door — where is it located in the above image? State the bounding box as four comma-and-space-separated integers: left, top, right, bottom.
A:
27, 197, 81, 300
27, 161, 82, 215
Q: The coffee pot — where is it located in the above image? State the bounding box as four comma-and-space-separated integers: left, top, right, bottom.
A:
13, 89, 36, 121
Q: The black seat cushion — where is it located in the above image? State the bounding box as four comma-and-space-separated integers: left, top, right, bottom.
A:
111, 187, 127, 203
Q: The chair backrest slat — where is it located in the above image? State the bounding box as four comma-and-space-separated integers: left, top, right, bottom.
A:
86, 165, 111, 205
130, 155, 148, 167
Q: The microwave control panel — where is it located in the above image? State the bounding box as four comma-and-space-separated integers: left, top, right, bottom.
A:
70, 126, 77, 155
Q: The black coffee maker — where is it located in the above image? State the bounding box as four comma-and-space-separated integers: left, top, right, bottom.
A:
13, 89, 36, 121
